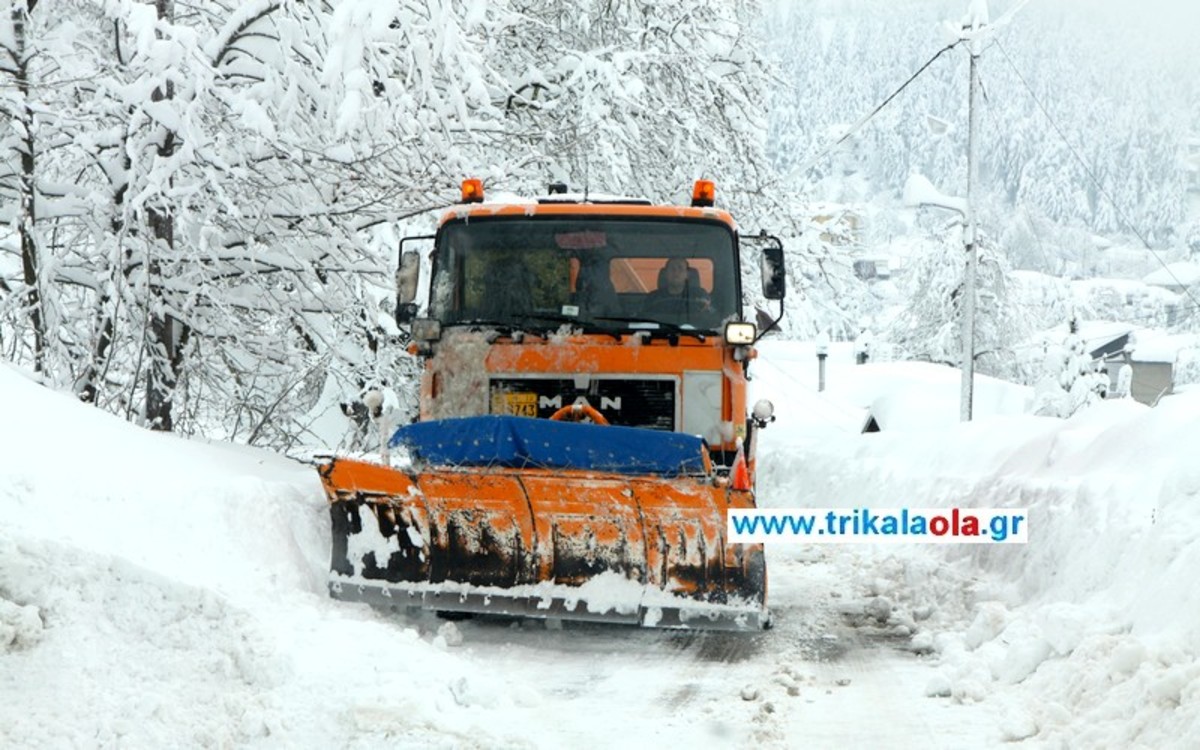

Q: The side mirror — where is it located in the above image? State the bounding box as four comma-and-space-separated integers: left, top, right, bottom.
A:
395, 249, 421, 325
397, 250, 419, 303
760, 246, 786, 300
395, 302, 419, 325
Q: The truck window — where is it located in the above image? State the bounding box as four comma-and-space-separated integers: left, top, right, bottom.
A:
430, 217, 739, 332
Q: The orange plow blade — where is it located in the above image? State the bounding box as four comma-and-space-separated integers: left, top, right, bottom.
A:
318, 457, 769, 630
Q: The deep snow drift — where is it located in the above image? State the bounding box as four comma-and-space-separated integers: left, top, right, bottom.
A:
1, 341, 1198, 748
753, 341, 1200, 748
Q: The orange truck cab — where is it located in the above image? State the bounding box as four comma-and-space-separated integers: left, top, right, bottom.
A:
398, 179, 786, 474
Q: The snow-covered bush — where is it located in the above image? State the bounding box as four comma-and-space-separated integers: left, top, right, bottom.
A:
1031, 323, 1109, 417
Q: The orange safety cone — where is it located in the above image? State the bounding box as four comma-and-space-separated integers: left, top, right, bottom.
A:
731, 438, 751, 490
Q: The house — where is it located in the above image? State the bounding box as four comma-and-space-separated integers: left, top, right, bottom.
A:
1092, 329, 1195, 406
1101, 351, 1173, 405
852, 256, 892, 281
807, 203, 864, 248
1021, 323, 1187, 407
803, 203, 901, 282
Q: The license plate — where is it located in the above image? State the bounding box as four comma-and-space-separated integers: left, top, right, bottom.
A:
492, 391, 538, 417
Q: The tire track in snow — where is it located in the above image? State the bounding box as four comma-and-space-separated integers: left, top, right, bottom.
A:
356, 540, 1006, 748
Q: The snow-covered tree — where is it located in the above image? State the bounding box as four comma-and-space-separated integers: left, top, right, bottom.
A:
1032, 316, 1109, 417
1, 0, 508, 444
765, 215, 878, 341
490, 0, 776, 218
0, 0, 785, 449
763, 0, 1198, 240
1183, 221, 1200, 261
0, 0, 55, 372
887, 228, 1028, 380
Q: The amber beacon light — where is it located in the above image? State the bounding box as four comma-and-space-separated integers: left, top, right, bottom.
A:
460, 178, 484, 203
691, 179, 715, 207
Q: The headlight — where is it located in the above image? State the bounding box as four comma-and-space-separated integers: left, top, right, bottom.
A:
412, 318, 442, 341
724, 322, 756, 345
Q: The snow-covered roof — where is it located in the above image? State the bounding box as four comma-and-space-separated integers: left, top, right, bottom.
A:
1142, 261, 1200, 287
1072, 276, 1178, 297
456, 191, 663, 208
1019, 320, 1135, 356
1018, 321, 1195, 365
753, 341, 1031, 431
902, 172, 967, 216
1130, 330, 1198, 363
828, 360, 1032, 430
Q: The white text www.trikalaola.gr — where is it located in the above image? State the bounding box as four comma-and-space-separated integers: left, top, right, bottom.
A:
728, 508, 1028, 544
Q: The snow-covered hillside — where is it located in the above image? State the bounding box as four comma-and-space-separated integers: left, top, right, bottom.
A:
3, 344, 1199, 748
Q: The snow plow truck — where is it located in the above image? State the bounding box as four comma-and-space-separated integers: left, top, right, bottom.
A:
316, 179, 786, 630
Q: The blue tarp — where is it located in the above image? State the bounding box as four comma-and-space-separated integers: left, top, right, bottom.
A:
389, 415, 707, 477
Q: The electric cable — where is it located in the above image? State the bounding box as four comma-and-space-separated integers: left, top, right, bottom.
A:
791, 40, 964, 179
992, 37, 1200, 314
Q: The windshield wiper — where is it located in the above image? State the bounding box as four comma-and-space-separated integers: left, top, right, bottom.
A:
450, 315, 604, 341
592, 316, 710, 341
517, 312, 623, 340
447, 318, 547, 339
450, 314, 706, 343
518, 312, 587, 327
451, 317, 519, 330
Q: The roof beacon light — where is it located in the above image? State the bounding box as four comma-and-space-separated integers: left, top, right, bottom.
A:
461, 178, 484, 204
691, 179, 715, 207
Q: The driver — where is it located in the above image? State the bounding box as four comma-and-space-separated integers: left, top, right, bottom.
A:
643, 257, 710, 316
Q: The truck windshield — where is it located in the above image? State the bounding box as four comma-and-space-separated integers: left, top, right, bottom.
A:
428, 217, 739, 333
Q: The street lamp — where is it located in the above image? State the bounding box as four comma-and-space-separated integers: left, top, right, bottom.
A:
903, 172, 976, 421
815, 330, 829, 391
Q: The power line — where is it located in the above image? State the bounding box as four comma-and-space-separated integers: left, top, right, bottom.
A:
791, 40, 964, 179
1010, 281, 1200, 326
991, 37, 1200, 314
971, 68, 1196, 330
1078, 303, 1199, 327
968, 57, 1065, 278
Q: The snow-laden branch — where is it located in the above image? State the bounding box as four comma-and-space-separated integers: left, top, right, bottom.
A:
204, 0, 281, 69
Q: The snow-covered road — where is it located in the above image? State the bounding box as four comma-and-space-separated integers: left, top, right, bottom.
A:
408, 546, 1004, 749
288, 528, 1006, 748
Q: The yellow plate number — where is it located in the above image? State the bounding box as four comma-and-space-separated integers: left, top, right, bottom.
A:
493, 391, 538, 417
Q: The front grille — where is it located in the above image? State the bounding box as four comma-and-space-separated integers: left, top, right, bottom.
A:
489, 377, 676, 431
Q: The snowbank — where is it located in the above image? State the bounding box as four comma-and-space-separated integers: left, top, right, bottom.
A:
755, 340, 1032, 430
0, 363, 543, 748
754, 356, 1200, 750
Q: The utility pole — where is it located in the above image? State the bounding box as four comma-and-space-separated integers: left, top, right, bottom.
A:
959, 1, 986, 422
907, 1, 1035, 420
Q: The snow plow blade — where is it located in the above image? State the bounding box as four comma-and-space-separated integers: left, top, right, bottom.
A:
316, 418, 768, 630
